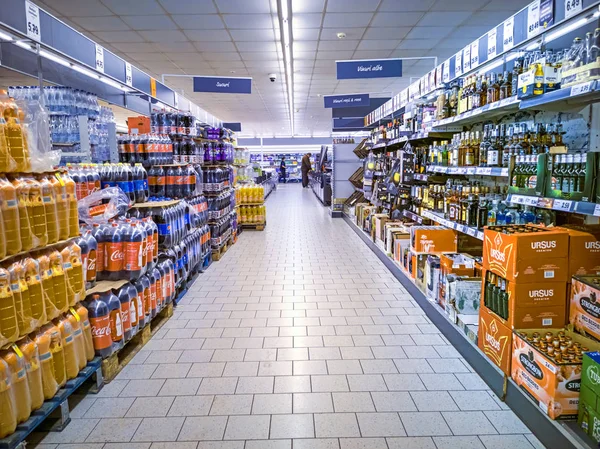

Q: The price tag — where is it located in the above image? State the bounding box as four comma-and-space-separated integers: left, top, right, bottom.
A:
435, 65, 443, 88
594, 204, 600, 216
125, 62, 133, 86
25, 1, 41, 42
554, 199, 573, 211
477, 231, 484, 240
511, 195, 524, 204
571, 81, 593, 96
503, 16, 514, 51
470, 41, 479, 68
466, 167, 476, 175
442, 60, 450, 83
463, 45, 471, 72
489, 101, 500, 110
455, 51, 463, 77
95, 44, 104, 73
525, 196, 540, 206
487, 28, 498, 59
467, 228, 477, 237
527, 0, 541, 39
565, 0, 583, 19
479, 167, 493, 176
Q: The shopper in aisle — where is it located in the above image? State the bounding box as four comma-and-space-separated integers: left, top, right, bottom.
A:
279, 157, 287, 183
301, 152, 312, 188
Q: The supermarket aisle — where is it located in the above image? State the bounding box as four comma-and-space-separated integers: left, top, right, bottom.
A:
32, 184, 544, 449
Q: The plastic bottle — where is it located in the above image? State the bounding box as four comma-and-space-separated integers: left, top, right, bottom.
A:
0, 357, 17, 439
40, 175, 59, 244
44, 323, 66, 388
11, 176, 33, 251
23, 257, 46, 327
54, 316, 79, 380
77, 234, 90, 286
140, 275, 152, 320
105, 290, 124, 352
1, 349, 31, 424
18, 337, 44, 412
63, 243, 84, 304
38, 253, 58, 320
123, 221, 144, 280
3, 93, 30, 172
33, 327, 58, 400
148, 268, 158, 315
7, 261, 32, 339
0, 99, 12, 173
104, 222, 123, 281
62, 171, 80, 238
117, 285, 133, 342
132, 279, 146, 329
49, 250, 69, 313
84, 230, 98, 287
66, 310, 86, 371
165, 166, 176, 199
133, 163, 148, 203
85, 294, 112, 358
49, 173, 70, 241
91, 224, 105, 280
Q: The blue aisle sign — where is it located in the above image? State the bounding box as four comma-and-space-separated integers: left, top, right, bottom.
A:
193, 76, 252, 94
223, 122, 242, 132
336, 59, 402, 80
324, 93, 370, 108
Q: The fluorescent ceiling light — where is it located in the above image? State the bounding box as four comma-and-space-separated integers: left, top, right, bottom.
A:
39, 49, 70, 67
15, 40, 31, 50
545, 17, 588, 43
0, 31, 14, 41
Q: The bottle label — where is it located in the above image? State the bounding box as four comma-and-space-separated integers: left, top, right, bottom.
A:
117, 181, 131, 193
527, 176, 537, 189
106, 242, 124, 272
157, 223, 171, 235
120, 301, 131, 331
124, 241, 143, 271
87, 249, 97, 280
167, 175, 177, 186
155, 176, 165, 186
110, 309, 123, 340
551, 177, 559, 190
102, 181, 117, 189
134, 180, 146, 192
488, 151, 498, 166
90, 314, 112, 350
130, 299, 137, 325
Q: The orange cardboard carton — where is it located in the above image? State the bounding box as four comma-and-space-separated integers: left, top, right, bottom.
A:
127, 116, 151, 134
478, 305, 513, 375
570, 276, 600, 340
410, 226, 458, 255
512, 328, 600, 419
559, 226, 600, 277
483, 225, 569, 283
439, 254, 476, 309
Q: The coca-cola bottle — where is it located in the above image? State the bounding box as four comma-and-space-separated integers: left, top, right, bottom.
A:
104, 290, 124, 351
85, 293, 113, 358
123, 221, 144, 280
133, 163, 149, 203
132, 279, 146, 328
116, 285, 132, 342
92, 223, 106, 280
104, 221, 123, 281
84, 230, 98, 287
139, 275, 152, 320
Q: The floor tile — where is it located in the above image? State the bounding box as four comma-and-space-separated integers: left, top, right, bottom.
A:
357, 412, 405, 437
224, 415, 270, 440
270, 413, 315, 439
315, 413, 361, 438
386, 437, 436, 449
333, 392, 376, 412
131, 417, 184, 442
442, 411, 498, 435
340, 438, 388, 449
293, 392, 334, 413
86, 418, 141, 443
432, 436, 486, 449
210, 394, 253, 415
399, 412, 452, 436
167, 395, 214, 416
479, 435, 536, 449
178, 416, 227, 441
125, 397, 175, 418
83, 398, 135, 418
252, 393, 293, 414
293, 438, 340, 449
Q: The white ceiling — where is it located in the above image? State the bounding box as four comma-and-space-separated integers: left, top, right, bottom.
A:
33, 0, 530, 137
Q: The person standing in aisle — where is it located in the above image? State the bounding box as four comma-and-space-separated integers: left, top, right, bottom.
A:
301, 153, 312, 188
279, 157, 287, 183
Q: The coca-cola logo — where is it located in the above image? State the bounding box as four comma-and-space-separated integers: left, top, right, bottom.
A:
91, 322, 111, 337
111, 251, 124, 261
87, 258, 96, 271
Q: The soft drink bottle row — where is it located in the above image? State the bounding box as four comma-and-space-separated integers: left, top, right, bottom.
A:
210, 215, 233, 243
174, 138, 204, 164
239, 206, 266, 224
162, 226, 210, 287
90, 107, 115, 163
81, 217, 159, 283
234, 148, 250, 166
151, 111, 200, 137
237, 185, 264, 204
8, 86, 101, 119
187, 196, 209, 228
205, 127, 233, 141
84, 261, 175, 358
0, 90, 32, 173
117, 134, 174, 165
50, 115, 80, 144
131, 202, 189, 249
69, 163, 149, 204
208, 191, 234, 213
147, 164, 201, 199
203, 142, 234, 165
0, 173, 80, 259
0, 306, 95, 438
0, 241, 86, 349
203, 166, 233, 191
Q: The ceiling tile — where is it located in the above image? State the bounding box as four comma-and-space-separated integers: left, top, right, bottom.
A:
121, 15, 178, 30
214, 0, 271, 13
323, 13, 373, 28
137, 30, 188, 42
319, 28, 365, 40
326, 0, 378, 12
241, 52, 280, 61
101, 0, 164, 15
113, 42, 160, 52
294, 41, 319, 51
294, 28, 320, 40
292, 0, 325, 13
483, 0, 530, 10
352, 50, 391, 59
436, 37, 475, 49
397, 39, 441, 50
419, 12, 470, 27
236, 41, 278, 52
201, 52, 242, 61
171, 15, 225, 29
468, 11, 509, 27
294, 51, 317, 60
168, 53, 206, 63
362, 27, 410, 40
92, 31, 144, 42
379, 0, 436, 11
317, 39, 359, 51
154, 42, 197, 52
446, 25, 490, 39
230, 29, 276, 41
371, 12, 425, 27
405, 26, 454, 40
194, 41, 237, 52
357, 39, 401, 51
293, 14, 323, 29
185, 30, 231, 41
39, 0, 113, 16
158, 0, 218, 14
316, 50, 354, 60
431, 0, 490, 10
70, 16, 130, 31
223, 14, 275, 29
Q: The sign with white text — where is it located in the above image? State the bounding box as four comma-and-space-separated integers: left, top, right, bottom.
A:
193, 76, 252, 94
336, 58, 402, 79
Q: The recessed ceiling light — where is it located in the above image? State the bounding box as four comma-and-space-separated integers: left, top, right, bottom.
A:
229, 70, 236, 74
337, 32, 346, 39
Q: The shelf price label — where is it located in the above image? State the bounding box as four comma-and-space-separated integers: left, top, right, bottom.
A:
479, 167, 493, 176
524, 196, 540, 206
455, 51, 463, 77
571, 81, 593, 96
503, 16, 514, 51
463, 46, 471, 73
527, 0, 541, 39
594, 204, 600, 217
442, 60, 450, 83
565, 0, 583, 19
470, 41, 479, 68
554, 199, 573, 212
487, 28, 497, 60
467, 228, 477, 237
125, 62, 133, 86
95, 44, 104, 73
25, 1, 41, 42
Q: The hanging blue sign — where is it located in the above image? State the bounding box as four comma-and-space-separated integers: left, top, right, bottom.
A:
223, 122, 242, 132
333, 118, 365, 129
193, 76, 252, 94
336, 59, 402, 80
324, 93, 370, 108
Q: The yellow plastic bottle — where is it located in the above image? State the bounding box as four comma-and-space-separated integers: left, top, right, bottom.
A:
40, 175, 59, 244
18, 337, 44, 412
11, 176, 33, 251
45, 323, 66, 388
0, 357, 17, 439
50, 174, 69, 241
23, 257, 46, 327
0, 100, 11, 172
0, 207, 6, 260
8, 261, 33, 338
49, 250, 69, 313
2, 92, 29, 172
26, 176, 48, 249
66, 310, 86, 371
64, 242, 84, 303
1, 349, 31, 424
62, 172, 79, 238
34, 327, 58, 400
0, 267, 19, 348
74, 303, 94, 362
38, 253, 58, 320
0, 176, 21, 255
56, 315, 79, 380
60, 247, 76, 308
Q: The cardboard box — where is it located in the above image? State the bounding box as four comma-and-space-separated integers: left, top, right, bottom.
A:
425, 255, 440, 302
578, 352, 600, 442
478, 305, 513, 376
561, 226, 600, 278
386, 227, 407, 256
410, 226, 458, 255
439, 254, 476, 309
482, 226, 569, 283
512, 329, 600, 420
570, 276, 600, 341
447, 275, 481, 315
128, 116, 151, 134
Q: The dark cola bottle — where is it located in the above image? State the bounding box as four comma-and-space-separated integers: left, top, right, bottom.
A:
116, 284, 133, 342
132, 278, 146, 328
85, 293, 113, 358
123, 221, 144, 280
103, 290, 124, 352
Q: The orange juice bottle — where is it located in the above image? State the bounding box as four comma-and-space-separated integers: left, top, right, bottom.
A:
23, 257, 46, 327
18, 337, 44, 411
55, 315, 79, 379
39, 175, 59, 244
0, 357, 17, 439
64, 242, 84, 303
66, 310, 86, 371
11, 176, 33, 251
60, 247, 76, 308
0, 99, 11, 172
0, 267, 19, 348
0, 207, 6, 260
8, 261, 33, 337
1, 348, 31, 424
62, 171, 79, 238
2, 91, 28, 172
25, 176, 48, 248
0, 176, 21, 255
50, 174, 69, 241
33, 327, 58, 400
44, 323, 66, 388
38, 253, 58, 320
75, 302, 94, 362
49, 250, 69, 313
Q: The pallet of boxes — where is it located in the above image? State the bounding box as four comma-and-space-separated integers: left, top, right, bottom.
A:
478, 224, 600, 423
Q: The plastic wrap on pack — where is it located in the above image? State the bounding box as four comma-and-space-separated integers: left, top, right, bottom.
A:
7, 260, 36, 338
0, 266, 20, 348
1, 348, 31, 424
37, 252, 61, 321
0, 356, 17, 438
33, 326, 59, 400
18, 336, 44, 411
78, 187, 132, 225
18, 100, 61, 172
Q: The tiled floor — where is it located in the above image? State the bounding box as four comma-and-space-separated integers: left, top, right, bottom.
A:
31, 184, 546, 449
